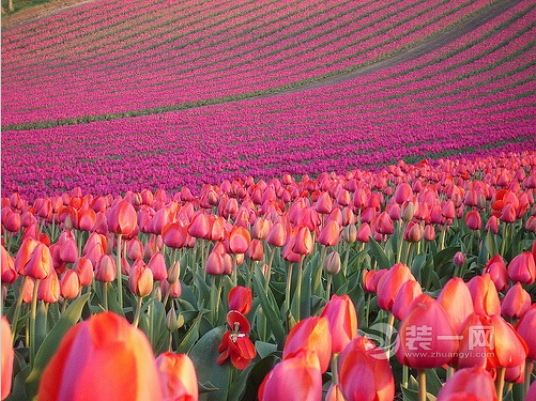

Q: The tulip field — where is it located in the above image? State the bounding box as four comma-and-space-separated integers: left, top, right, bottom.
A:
1, 0, 536, 401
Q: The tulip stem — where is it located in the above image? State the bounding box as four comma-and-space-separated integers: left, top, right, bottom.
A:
295, 258, 304, 319
103, 282, 109, 311
326, 274, 333, 300
133, 296, 143, 328
284, 263, 294, 318
29, 279, 41, 367
331, 354, 339, 385
402, 365, 409, 388
523, 361, 533, 399
264, 246, 276, 292
417, 369, 427, 401
386, 313, 395, 358
210, 275, 217, 324
116, 234, 123, 312
11, 277, 26, 343
496, 367, 506, 401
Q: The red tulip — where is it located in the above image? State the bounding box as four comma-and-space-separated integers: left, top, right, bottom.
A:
25, 243, 52, 279
516, 304, 536, 359
507, 251, 536, 285
108, 200, 138, 237
376, 263, 414, 311
362, 269, 387, 293
438, 277, 474, 334
437, 367, 496, 401
227, 286, 253, 315
392, 280, 422, 321
1, 246, 17, 284
217, 311, 256, 370
258, 353, 322, 401
283, 317, 332, 373
318, 220, 340, 246
126, 238, 143, 260
483, 255, 508, 291
501, 282, 531, 319
465, 210, 482, 231
155, 352, 198, 401
375, 212, 394, 236
396, 294, 458, 368
75, 257, 94, 287
292, 226, 313, 256
229, 226, 251, 254
267, 222, 287, 247
356, 223, 371, 243
148, 253, 168, 282
95, 254, 116, 283
162, 222, 188, 249
38, 270, 60, 303
320, 294, 358, 353
38, 312, 162, 401
395, 183, 413, 204
78, 208, 96, 231
1, 317, 14, 401
338, 337, 394, 401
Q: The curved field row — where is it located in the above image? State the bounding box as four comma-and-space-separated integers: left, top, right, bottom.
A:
3, 0, 496, 125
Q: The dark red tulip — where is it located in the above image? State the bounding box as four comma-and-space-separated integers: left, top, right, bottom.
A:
217, 311, 256, 370
227, 286, 253, 315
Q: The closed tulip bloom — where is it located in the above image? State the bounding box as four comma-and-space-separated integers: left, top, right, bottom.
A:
483, 255, 508, 291
267, 222, 287, 247
375, 212, 394, 236
126, 239, 143, 260
188, 213, 210, 240
60, 270, 80, 300
38, 312, 162, 401
395, 183, 413, 204
95, 254, 116, 283
129, 261, 154, 297
283, 317, 332, 373
362, 269, 387, 293
246, 239, 264, 261
1, 246, 17, 284
108, 200, 138, 237
227, 286, 253, 315
423, 224, 435, 242
516, 305, 536, 359
438, 278, 474, 335
206, 247, 228, 275
318, 220, 340, 247
161, 280, 182, 299
59, 236, 78, 264
320, 294, 358, 353
78, 208, 96, 232
323, 251, 340, 275
376, 263, 414, 311
338, 337, 394, 401
437, 367, 496, 401
501, 282, 531, 319
15, 238, 40, 275
292, 226, 313, 256
3, 210, 21, 233
229, 226, 251, 254
403, 221, 423, 243
162, 222, 188, 249
467, 274, 501, 316
342, 224, 357, 243
258, 354, 322, 401
75, 257, 94, 287
155, 352, 198, 401
507, 251, 536, 285
21, 277, 35, 304
392, 280, 422, 321
356, 223, 371, 243
25, 243, 52, 280
465, 210, 482, 231
2, 317, 14, 401
148, 253, 168, 282
38, 270, 60, 303
396, 295, 458, 368
453, 252, 465, 268
491, 315, 528, 367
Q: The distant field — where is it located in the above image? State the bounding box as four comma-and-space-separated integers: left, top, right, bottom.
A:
2, 0, 535, 198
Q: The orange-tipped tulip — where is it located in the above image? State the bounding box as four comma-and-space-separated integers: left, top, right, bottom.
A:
229, 226, 251, 254
467, 274, 501, 316
155, 352, 198, 401
438, 277, 474, 334
283, 317, 332, 373
24, 243, 52, 280
318, 220, 340, 247
128, 261, 154, 297
60, 270, 80, 300
38, 312, 162, 401
320, 294, 358, 353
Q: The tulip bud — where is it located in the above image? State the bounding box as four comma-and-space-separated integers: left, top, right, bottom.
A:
267, 222, 287, 247
227, 286, 253, 315
453, 252, 465, 268
167, 260, 181, 284
342, 225, 357, 243
401, 201, 415, 222
229, 226, 251, 254
324, 251, 341, 275
403, 221, 423, 243
423, 224, 435, 241
483, 254, 508, 291
467, 274, 501, 316
95, 254, 116, 283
